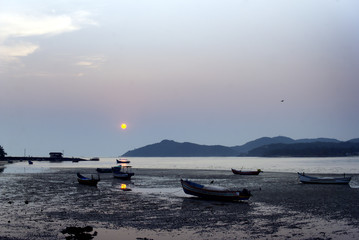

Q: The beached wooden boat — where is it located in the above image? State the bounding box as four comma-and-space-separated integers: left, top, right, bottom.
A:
77, 173, 100, 186
112, 165, 134, 180
297, 172, 351, 184
180, 179, 251, 201
116, 158, 130, 164
231, 168, 262, 175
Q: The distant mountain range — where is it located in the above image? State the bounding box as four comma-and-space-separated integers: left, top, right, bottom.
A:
122, 136, 359, 157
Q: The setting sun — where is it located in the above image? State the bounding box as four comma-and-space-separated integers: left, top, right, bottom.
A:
121, 123, 127, 129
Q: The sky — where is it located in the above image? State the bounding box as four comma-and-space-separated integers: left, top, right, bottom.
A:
1, 0, 359, 157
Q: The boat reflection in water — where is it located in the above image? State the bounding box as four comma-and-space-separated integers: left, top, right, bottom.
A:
120, 183, 132, 191
112, 165, 134, 180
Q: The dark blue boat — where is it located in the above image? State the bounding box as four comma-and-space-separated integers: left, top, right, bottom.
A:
77, 173, 100, 186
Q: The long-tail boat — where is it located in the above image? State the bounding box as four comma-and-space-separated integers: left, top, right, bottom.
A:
180, 179, 251, 201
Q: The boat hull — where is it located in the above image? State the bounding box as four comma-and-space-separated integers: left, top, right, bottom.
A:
231, 168, 261, 175
77, 173, 100, 186
181, 179, 251, 201
297, 173, 351, 184
116, 159, 130, 164
77, 178, 99, 186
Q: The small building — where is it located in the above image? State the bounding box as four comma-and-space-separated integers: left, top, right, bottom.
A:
49, 152, 63, 158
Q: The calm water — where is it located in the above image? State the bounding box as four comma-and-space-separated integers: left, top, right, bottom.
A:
3, 156, 359, 174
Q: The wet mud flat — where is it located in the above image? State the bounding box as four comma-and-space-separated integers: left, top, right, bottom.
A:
0, 168, 359, 239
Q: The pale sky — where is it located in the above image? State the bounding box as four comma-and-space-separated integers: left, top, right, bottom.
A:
1, 0, 359, 157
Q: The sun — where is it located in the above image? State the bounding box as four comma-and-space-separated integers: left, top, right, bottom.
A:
121, 123, 127, 129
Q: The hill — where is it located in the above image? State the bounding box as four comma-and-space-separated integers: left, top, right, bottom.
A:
122, 140, 238, 157
230, 136, 295, 154
230, 136, 341, 154
248, 142, 359, 157
122, 137, 359, 157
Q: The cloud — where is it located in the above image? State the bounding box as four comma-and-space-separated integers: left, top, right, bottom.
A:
0, 10, 97, 63
77, 61, 94, 66
0, 41, 39, 59
76, 56, 106, 69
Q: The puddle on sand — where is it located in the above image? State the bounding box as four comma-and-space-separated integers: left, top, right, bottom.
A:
249, 202, 359, 240
132, 187, 185, 196
93, 227, 240, 240
93, 227, 193, 240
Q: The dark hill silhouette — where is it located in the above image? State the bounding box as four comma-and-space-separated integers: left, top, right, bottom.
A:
248, 142, 359, 157
230, 136, 341, 154
295, 138, 340, 143
122, 137, 359, 157
230, 136, 295, 154
123, 140, 238, 157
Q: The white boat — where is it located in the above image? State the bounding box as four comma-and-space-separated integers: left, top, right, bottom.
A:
116, 158, 130, 164
297, 172, 351, 184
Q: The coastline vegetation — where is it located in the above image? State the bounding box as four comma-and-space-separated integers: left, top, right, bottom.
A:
0, 145, 6, 158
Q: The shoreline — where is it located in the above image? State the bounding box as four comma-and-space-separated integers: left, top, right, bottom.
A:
1, 156, 88, 162
0, 167, 359, 239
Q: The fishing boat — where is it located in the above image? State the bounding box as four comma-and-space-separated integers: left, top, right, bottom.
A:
116, 158, 130, 164
77, 173, 100, 186
297, 172, 351, 184
231, 168, 262, 175
180, 179, 251, 201
112, 165, 134, 180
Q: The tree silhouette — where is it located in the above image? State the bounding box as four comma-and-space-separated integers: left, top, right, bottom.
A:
0, 145, 7, 158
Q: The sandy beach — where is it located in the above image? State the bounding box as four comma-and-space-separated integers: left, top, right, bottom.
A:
0, 166, 359, 240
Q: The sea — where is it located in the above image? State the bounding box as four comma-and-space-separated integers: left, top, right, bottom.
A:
3, 156, 359, 174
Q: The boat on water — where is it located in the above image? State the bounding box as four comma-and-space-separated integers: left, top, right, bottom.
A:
112, 165, 134, 180
116, 158, 130, 164
180, 179, 251, 201
231, 168, 262, 175
77, 173, 100, 186
297, 172, 351, 184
